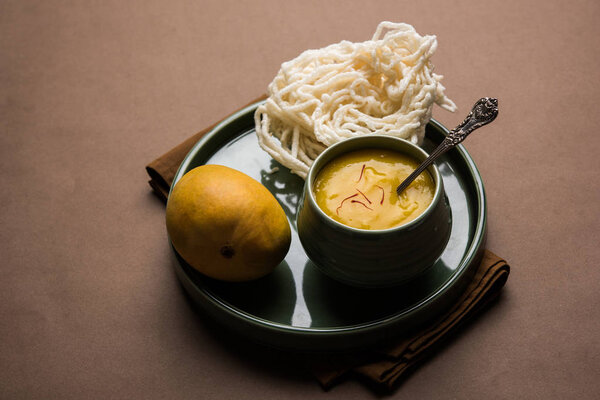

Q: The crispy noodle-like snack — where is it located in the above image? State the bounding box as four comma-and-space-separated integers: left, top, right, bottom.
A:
254, 21, 456, 179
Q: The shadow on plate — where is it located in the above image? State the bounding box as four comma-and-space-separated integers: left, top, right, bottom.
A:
181, 256, 297, 326
259, 160, 304, 228
302, 260, 447, 329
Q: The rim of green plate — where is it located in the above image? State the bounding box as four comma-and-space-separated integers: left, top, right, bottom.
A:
169, 100, 487, 335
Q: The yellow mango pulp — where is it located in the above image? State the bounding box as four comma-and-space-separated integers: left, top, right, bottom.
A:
313, 149, 435, 230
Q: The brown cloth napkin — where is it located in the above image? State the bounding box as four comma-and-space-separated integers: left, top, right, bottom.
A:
145, 96, 510, 391
306, 249, 509, 390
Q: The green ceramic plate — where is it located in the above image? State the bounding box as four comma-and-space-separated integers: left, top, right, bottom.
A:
170, 101, 487, 352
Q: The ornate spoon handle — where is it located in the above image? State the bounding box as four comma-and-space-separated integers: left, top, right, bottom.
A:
396, 97, 499, 196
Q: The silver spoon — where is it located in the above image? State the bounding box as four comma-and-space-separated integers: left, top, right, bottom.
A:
396, 97, 499, 196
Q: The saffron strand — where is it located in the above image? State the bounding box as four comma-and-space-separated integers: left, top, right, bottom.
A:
336, 193, 359, 215
375, 185, 385, 205
351, 199, 373, 210
356, 189, 372, 204
357, 164, 366, 182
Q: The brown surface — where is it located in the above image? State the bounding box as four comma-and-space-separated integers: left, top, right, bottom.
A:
1, 0, 599, 398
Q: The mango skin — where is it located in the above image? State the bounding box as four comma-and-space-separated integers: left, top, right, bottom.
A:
166, 165, 291, 282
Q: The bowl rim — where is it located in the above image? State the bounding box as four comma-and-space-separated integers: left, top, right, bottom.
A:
304, 134, 444, 234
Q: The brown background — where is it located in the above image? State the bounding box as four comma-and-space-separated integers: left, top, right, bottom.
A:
2, 0, 599, 398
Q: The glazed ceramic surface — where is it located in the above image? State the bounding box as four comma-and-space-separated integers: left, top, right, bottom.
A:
169, 101, 486, 352
297, 135, 451, 287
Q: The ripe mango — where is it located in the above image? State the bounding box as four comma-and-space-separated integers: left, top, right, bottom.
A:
166, 165, 291, 282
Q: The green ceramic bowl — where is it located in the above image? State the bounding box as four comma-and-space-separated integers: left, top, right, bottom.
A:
297, 135, 451, 288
